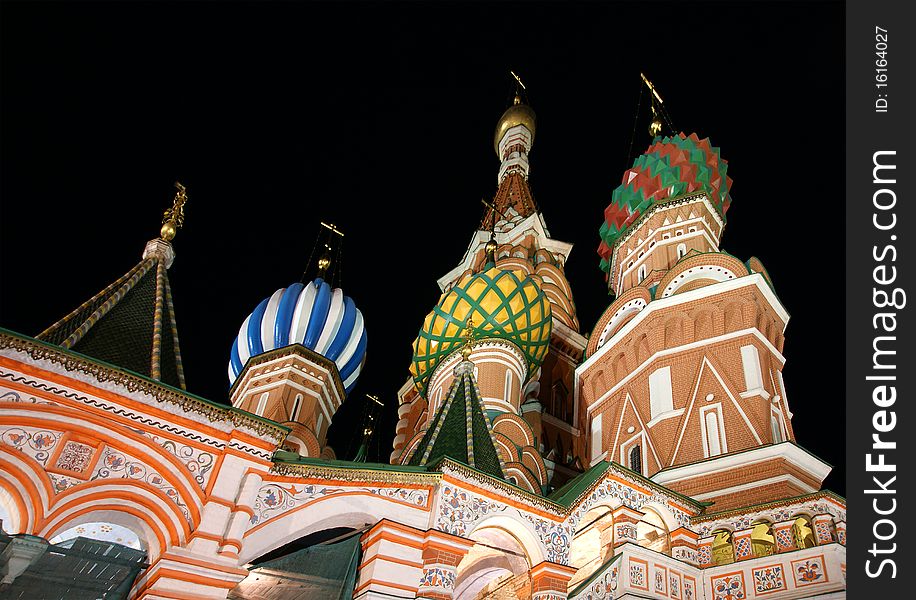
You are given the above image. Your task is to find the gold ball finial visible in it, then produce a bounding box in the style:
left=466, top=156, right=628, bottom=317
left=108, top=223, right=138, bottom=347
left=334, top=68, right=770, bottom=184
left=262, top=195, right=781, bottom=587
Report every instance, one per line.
left=649, top=116, right=663, bottom=137
left=160, top=221, right=177, bottom=241
left=160, top=182, right=187, bottom=242
left=485, top=238, right=498, bottom=262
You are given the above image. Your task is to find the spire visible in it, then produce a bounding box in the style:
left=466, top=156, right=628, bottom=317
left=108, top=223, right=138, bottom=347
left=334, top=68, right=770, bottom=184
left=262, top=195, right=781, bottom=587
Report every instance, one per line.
left=483, top=73, right=539, bottom=228
left=36, top=183, right=188, bottom=389
left=407, top=322, right=505, bottom=478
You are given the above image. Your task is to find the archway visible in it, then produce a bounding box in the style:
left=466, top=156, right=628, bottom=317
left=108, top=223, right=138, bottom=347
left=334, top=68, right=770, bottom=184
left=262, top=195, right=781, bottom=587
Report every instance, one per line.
left=637, top=507, right=670, bottom=555
left=567, top=505, right=615, bottom=591
left=454, top=524, right=534, bottom=600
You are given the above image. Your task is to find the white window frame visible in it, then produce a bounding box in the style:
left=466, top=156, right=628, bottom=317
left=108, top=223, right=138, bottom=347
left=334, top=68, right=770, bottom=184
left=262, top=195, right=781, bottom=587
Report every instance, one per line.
left=699, top=403, right=727, bottom=457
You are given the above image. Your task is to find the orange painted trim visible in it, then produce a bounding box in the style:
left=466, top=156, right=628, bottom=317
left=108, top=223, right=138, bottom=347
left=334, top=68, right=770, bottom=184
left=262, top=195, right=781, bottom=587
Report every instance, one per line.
left=45, top=502, right=168, bottom=555
left=48, top=478, right=193, bottom=537
left=244, top=490, right=429, bottom=537
left=359, top=552, right=423, bottom=570
left=204, top=452, right=227, bottom=496
left=144, top=567, right=241, bottom=590
left=353, top=578, right=419, bottom=595
left=364, top=518, right=425, bottom=539
left=188, top=530, right=224, bottom=544
left=42, top=486, right=188, bottom=544
left=362, top=530, right=425, bottom=551
left=233, top=504, right=255, bottom=518
left=207, top=495, right=235, bottom=509
left=0, top=451, right=51, bottom=525
left=221, top=538, right=243, bottom=552
left=218, top=551, right=240, bottom=560
left=161, top=552, right=249, bottom=576
left=0, top=411, right=206, bottom=514
left=0, top=359, right=236, bottom=448
left=0, top=475, right=32, bottom=533
left=135, top=588, right=210, bottom=600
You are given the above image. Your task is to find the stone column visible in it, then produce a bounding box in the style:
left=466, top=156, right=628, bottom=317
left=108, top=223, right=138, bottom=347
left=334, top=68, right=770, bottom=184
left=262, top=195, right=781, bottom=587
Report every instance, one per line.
left=733, top=528, right=754, bottom=561
left=416, top=530, right=475, bottom=599
left=612, top=506, right=643, bottom=549
left=696, top=535, right=713, bottom=567
left=773, top=520, right=798, bottom=553
left=530, top=561, right=577, bottom=600
left=218, top=471, right=263, bottom=559
left=812, top=515, right=836, bottom=545
left=835, top=520, right=847, bottom=546
left=354, top=520, right=425, bottom=600
left=670, top=527, right=698, bottom=566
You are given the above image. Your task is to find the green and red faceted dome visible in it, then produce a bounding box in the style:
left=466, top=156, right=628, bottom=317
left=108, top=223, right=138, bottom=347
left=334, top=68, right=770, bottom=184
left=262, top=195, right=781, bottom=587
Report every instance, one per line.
left=598, top=133, right=733, bottom=277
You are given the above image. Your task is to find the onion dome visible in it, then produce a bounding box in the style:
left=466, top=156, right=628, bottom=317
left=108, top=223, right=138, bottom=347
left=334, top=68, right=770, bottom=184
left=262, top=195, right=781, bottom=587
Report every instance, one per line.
left=410, top=266, right=551, bottom=393
left=228, top=278, right=367, bottom=393
left=493, top=95, right=536, bottom=156
left=598, top=132, right=733, bottom=276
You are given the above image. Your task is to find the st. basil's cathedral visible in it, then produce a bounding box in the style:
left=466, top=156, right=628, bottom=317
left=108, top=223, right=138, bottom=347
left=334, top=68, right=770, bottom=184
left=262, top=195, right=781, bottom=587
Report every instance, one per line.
left=0, top=82, right=846, bottom=599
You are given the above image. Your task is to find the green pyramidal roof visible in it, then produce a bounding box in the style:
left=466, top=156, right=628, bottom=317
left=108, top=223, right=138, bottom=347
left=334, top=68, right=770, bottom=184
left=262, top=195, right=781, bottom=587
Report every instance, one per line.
left=408, top=360, right=504, bottom=479
left=36, top=243, right=185, bottom=389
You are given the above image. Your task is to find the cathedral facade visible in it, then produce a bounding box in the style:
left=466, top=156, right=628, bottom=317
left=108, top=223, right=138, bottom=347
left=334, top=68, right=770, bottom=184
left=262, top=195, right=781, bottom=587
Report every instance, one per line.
left=0, top=92, right=845, bottom=599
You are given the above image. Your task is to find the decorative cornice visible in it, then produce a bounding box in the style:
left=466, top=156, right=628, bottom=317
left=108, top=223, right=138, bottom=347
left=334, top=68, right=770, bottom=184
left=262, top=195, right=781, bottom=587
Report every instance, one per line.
left=228, top=342, right=347, bottom=402
left=0, top=328, right=289, bottom=441
left=691, top=489, right=847, bottom=523
left=271, top=460, right=442, bottom=486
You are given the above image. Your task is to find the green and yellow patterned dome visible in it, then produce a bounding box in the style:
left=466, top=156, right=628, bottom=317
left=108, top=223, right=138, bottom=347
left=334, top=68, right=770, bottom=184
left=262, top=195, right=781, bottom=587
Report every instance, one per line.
left=410, top=265, right=552, bottom=394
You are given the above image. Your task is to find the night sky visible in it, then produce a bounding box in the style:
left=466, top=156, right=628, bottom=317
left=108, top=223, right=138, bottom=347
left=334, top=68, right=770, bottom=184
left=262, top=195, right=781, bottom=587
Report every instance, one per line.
left=0, top=2, right=845, bottom=494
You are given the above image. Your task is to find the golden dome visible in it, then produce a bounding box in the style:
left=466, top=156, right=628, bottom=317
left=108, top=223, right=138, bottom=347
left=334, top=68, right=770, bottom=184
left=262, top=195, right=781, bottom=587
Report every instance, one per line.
left=493, top=95, right=536, bottom=156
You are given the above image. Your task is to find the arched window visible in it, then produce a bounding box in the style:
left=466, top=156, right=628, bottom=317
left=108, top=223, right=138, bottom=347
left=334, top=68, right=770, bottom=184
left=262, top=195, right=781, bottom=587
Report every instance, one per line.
left=629, top=445, right=642, bottom=474
left=751, top=520, right=776, bottom=557
left=504, top=370, right=514, bottom=404
left=704, top=410, right=723, bottom=457
left=771, top=413, right=783, bottom=443
left=290, top=394, right=302, bottom=421
left=637, top=508, right=670, bottom=555
left=676, top=243, right=687, bottom=259
left=711, top=529, right=735, bottom=565
left=255, top=392, right=269, bottom=417
left=638, top=265, right=647, bottom=282
left=793, top=516, right=817, bottom=549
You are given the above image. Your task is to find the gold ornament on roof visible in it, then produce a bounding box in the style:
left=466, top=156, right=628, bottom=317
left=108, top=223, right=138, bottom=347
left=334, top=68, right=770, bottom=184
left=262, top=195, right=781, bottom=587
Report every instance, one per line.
left=160, top=182, right=187, bottom=242
left=494, top=71, right=536, bottom=156
left=461, top=318, right=475, bottom=359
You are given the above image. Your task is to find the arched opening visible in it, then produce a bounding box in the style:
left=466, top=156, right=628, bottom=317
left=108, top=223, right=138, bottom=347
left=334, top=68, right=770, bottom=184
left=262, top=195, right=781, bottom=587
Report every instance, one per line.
left=49, top=521, right=143, bottom=550
left=637, top=508, right=669, bottom=555
left=454, top=526, right=531, bottom=600
left=711, top=529, right=734, bottom=565
left=567, top=506, right=615, bottom=590
left=793, top=516, right=817, bottom=549
left=751, top=520, right=776, bottom=557
left=231, top=526, right=364, bottom=600
left=629, top=445, right=642, bottom=475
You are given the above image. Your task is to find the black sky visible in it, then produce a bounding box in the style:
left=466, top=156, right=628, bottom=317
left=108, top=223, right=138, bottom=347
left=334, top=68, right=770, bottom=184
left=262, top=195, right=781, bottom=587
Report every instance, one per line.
left=0, top=1, right=845, bottom=493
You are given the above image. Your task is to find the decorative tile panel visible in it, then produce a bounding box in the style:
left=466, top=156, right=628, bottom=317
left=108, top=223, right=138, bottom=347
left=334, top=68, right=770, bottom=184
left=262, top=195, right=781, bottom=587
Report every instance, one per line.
left=710, top=572, right=746, bottom=600
left=418, top=565, right=456, bottom=590
left=54, top=441, right=95, bottom=474
left=669, top=571, right=681, bottom=599
left=654, top=565, right=667, bottom=595
left=752, top=564, right=785, bottom=595
left=629, top=558, right=648, bottom=591
left=791, top=555, right=828, bottom=587
left=734, top=536, right=752, bottom=560
left=683, top=576, right=696, bottom=600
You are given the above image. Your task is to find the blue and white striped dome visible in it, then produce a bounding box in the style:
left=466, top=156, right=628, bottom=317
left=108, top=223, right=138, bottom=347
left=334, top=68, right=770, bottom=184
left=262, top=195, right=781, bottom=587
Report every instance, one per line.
left=228, top=279, right=367, bottom=393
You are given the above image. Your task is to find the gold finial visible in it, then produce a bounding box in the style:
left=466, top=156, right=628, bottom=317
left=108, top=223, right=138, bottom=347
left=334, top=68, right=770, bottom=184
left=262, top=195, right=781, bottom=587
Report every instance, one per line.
left=160, top=182, right=187, bottom=242
left=641, top=73, right=667, bottom=138
left=461, top=318, right=475, bottom=359
left=317, top=243, right=332, bottom=275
